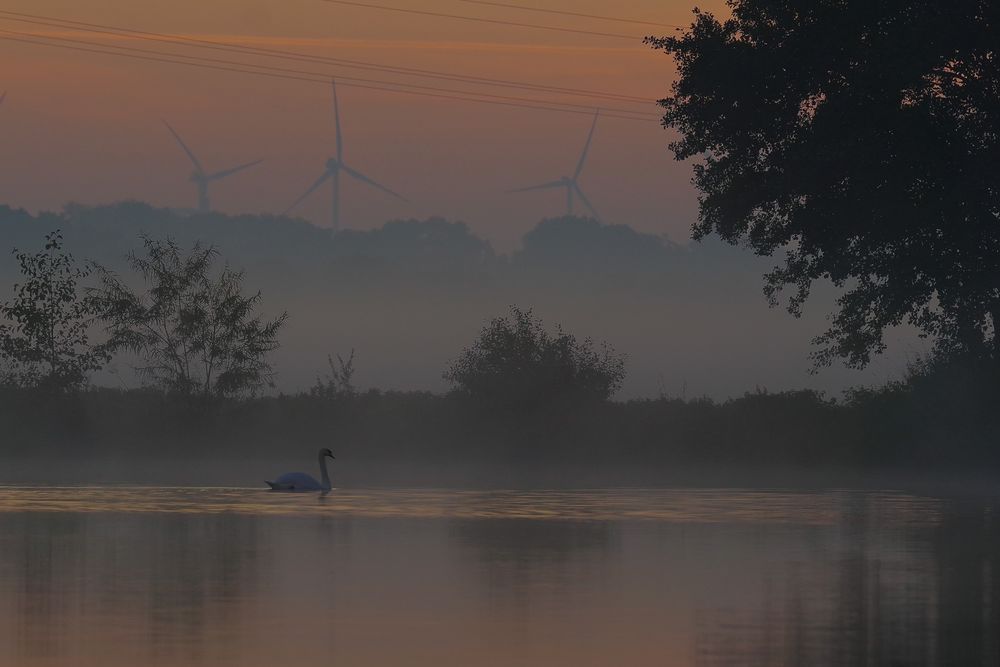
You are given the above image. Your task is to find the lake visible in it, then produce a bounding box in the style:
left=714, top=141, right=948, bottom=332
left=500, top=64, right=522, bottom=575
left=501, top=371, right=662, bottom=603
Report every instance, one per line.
left=0, top=487, right=997, bottom=666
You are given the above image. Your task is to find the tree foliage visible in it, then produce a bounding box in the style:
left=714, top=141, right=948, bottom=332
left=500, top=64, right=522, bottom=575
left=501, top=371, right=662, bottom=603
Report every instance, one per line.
left=0, top=231, right=110, bottom=391
left=444, top=306, right=626, bottom=407
left=93, top=237, right=287, bottom=398
left=648, top=0, right=1000, bottom=367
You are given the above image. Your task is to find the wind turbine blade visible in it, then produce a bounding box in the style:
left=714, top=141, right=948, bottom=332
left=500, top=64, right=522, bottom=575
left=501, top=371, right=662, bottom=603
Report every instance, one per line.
left=342, top=164, right=408, bottom=202
left=506, top=180, right=566, bottom=194
left=573, top=109, right=600, bottom=180
left=207, top=159, right=264, bottom=182
left=0, top=91, right=6, bottom=107
left=573, top=183, right=601, bottom=221
left=162, top=120, right=204, bottom=174
left=332, top=79, right=343, bottom=163
left=284, top=170, right=333, bottom=214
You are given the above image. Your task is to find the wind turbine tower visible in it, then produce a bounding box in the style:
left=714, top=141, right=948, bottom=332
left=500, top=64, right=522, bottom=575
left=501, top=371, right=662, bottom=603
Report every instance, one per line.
left=286, top=79, right=407, bottom=231
left=508, top=110, right=602, bottom=221
left=162, top=121, right=263, bottom=213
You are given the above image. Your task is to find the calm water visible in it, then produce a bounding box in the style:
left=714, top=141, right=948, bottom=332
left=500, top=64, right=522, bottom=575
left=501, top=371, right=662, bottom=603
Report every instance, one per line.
left=0, top=486, right=997, bottom=666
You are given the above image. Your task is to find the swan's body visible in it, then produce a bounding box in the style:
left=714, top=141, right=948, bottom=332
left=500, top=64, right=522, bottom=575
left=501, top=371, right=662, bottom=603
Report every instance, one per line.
left=266, top=448, right=334, bottom=492
left=268, top=472, right=324, bottom=491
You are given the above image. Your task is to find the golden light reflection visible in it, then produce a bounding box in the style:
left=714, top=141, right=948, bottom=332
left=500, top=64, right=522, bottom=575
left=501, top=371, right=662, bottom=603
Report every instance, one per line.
left=0, top=487, right=944, bottom=525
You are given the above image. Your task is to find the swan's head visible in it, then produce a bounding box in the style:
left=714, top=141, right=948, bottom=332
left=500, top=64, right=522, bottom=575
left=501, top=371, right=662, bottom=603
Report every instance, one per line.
left=320, top=447, right=335, bottom=460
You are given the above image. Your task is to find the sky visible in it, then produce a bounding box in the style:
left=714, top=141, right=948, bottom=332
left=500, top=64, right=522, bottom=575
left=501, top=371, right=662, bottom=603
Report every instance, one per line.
left=0, top=0, right=730, bottom=250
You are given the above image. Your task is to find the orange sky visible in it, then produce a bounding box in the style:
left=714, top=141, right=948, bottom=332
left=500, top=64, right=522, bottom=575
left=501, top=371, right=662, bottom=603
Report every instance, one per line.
left=0, top=0, right=729, bottom=249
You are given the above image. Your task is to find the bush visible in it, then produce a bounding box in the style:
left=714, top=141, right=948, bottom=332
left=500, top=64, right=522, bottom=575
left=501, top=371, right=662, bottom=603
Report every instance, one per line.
left=444, top=306, right=626, bottom=410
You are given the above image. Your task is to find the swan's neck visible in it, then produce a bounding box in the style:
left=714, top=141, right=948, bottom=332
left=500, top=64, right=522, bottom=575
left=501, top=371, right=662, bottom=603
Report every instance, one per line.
left=318, top=453, right=332, bottom=490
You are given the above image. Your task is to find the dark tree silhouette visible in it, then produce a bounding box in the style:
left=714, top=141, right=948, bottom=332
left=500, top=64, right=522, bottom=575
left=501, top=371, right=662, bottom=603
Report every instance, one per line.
left=93, top=237, right=287, bottom=398
left=648, top=1, right=1000, bottom=367
left=444, top=306, right=625, bottom=408
left=0, top=231, right=110, bottom=391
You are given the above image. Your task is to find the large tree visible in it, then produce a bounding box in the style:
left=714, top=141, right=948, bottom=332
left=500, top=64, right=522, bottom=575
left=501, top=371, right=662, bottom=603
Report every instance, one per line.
left=647, top=1, right=1000, bottom=367
left=94, top=237, right=287, bottom=398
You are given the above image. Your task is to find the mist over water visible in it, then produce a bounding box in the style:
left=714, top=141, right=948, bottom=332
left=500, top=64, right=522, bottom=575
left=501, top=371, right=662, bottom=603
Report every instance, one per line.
left=0, top=487, right=997, bottom=667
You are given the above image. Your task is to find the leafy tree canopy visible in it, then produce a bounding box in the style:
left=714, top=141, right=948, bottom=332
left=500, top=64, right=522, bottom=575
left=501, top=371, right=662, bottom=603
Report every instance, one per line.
left=93, top=237, right=287, bottom=398
left=0, top=231, right=110, bottom=391
left=648, top=0, right=1000, bottom=367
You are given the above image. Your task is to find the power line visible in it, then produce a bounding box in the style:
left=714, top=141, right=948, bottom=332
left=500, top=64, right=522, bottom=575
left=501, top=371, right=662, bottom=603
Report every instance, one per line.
left=0, top=9, right=651, bottom=105
left=317, top=0, right=641, bottom=40
left=455, top=0, right=683, bottom=29
left=0, top=27, right=656, bottom=119
left=0, top=26, right=655, bottom=118
left=0, top=31, right=657, bottom=122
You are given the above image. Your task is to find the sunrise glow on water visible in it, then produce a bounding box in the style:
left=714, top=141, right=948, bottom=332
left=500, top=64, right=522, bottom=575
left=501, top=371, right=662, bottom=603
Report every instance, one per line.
left=0, top=487, right=992, bottom=667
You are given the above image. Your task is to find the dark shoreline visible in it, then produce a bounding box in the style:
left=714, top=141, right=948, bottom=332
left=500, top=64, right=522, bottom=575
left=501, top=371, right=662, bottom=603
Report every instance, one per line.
left=3, top=357, right=998, bottom=489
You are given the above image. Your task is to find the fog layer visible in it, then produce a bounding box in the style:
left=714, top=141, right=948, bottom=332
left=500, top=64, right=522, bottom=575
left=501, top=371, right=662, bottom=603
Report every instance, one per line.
left=0, top=202, right=911, bottom=398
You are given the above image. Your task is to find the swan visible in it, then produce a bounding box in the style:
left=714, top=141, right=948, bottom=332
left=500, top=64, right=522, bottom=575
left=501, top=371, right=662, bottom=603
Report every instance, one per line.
left=266, top=448, right=335, bottom=492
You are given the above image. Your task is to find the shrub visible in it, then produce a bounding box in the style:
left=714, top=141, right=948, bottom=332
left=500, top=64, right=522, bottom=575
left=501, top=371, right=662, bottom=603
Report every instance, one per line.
left=444, top=306, right=625, bottom=409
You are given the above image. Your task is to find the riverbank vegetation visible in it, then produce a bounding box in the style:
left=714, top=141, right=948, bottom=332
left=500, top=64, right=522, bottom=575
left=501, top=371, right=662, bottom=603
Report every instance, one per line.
left=1, top=355, right=997, bottom=474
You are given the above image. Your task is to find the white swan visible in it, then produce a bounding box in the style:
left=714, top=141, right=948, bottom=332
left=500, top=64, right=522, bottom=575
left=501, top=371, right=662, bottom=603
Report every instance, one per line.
left=266, top=448, right=335, bottom=492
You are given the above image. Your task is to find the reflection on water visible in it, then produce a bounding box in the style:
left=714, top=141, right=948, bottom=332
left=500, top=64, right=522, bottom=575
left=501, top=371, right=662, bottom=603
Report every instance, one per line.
left=0, top=487, right=996, bottom=666
left=0, top=486, right=943, bottom=523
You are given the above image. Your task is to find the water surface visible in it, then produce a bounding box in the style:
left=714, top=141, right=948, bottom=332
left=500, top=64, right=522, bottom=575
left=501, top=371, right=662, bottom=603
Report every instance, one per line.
left=0, top=487, right=997, bottom=666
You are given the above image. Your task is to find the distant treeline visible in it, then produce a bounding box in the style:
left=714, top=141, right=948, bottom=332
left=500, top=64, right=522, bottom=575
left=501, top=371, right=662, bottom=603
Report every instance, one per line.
left=0, top=202, right=765, bottom=289
left=2, top=355, right=997, bottom=476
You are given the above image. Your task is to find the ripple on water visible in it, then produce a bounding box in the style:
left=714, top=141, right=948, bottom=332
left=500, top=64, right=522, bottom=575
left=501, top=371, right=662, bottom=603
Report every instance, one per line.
left=0, top=486, right=945, bottom=526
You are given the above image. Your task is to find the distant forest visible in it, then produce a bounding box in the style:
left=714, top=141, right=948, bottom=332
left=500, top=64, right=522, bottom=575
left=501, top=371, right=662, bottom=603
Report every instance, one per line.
left=0, top=201, right=760, bottom=287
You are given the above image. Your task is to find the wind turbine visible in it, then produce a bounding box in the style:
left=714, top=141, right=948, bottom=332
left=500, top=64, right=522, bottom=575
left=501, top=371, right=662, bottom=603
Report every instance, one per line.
left=162, top=120, right=262, bottom=213
left=285, top=79, right=407, bottom=231
left=0, top=91, right=6, bottom=107
left=508, top=109, right=601, bottom=220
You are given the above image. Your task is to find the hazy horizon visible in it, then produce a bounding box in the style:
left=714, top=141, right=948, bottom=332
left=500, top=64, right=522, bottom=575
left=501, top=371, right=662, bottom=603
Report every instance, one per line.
left=0, top=203, right=919, bottom=399
left=0, top=0, right=734, bottom=251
